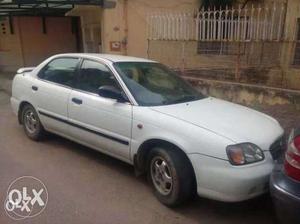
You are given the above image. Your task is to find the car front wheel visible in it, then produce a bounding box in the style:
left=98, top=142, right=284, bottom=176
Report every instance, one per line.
left=148, top=147, right=195, bottom=206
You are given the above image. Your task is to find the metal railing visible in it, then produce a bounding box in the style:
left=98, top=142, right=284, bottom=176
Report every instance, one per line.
left=147, top=3, right=287, bottom=42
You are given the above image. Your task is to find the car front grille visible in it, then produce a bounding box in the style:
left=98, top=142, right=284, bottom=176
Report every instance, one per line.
left=269, top=135, right=286, bottom=161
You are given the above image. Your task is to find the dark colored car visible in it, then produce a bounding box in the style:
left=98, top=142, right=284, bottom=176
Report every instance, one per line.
left=270, top=128, right=300, bottom=224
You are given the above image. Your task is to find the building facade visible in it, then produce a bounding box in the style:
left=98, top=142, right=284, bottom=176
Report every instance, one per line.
left=68, top=0, right=300, bottom=90
left=0, top=0, right=299, bottom=91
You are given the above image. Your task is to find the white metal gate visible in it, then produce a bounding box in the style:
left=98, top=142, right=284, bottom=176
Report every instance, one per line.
left=147, top=3, right=287, bottom=42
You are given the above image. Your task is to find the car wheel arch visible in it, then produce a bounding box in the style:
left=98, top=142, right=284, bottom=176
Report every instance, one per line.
left=134, top=139, right=196, bottom=184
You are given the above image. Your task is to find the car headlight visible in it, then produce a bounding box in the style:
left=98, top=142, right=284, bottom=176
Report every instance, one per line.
left=226, top=143, right=265, bottom=165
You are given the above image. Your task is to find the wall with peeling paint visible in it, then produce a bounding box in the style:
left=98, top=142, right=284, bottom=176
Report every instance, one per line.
left=186, top=77, right=300, bottom=109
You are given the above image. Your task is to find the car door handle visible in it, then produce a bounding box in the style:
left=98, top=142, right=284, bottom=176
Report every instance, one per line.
left=32, top=86, right=38, bottom=91
left=72, top=98, right=83, bottom=105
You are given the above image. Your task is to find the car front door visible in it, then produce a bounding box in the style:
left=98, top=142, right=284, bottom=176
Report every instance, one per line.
left=68, top=59, right=132, bottom=162
left=33, top=57, right=79, bottom=135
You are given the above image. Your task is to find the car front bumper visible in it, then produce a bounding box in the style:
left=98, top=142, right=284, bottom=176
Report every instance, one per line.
left=270, top=164, right=300, bottom=224
left=188, top=152, right=274, bottom=202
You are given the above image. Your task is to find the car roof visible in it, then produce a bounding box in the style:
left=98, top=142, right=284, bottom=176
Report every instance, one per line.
left=54, top=53, right=157, bottom=63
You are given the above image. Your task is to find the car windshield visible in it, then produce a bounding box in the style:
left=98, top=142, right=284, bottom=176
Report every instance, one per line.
left=114, top=62, right=206, bottom=106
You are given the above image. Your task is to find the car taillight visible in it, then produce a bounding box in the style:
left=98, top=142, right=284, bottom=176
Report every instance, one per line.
left=284, top=134, right=300, bottom=181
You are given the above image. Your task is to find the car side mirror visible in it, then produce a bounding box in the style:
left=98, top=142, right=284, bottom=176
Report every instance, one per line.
left=98, top=86, right=128, bottom=103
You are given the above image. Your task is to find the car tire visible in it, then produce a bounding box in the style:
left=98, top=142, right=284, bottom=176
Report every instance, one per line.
left=22, top=104, right=45, bottom=141
left=147, top=146, right=195, bottom=207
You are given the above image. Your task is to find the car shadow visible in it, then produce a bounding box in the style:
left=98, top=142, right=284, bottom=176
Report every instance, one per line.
left=173, top=194, right=279, bottom=224
left=44, top=132, right=146, bottom=183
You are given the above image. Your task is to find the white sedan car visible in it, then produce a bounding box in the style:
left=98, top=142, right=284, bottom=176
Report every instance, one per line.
left=11, top=53, right=284, bottom=206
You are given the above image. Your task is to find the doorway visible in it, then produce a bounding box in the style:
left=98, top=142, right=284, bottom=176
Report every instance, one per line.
left=83, top=24, right=102, bottom=53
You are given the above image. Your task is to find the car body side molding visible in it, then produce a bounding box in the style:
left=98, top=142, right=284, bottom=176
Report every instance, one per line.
left=38, top=110, right=129, bottom=146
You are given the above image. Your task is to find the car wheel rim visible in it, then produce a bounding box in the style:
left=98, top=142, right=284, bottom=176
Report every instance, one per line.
left=24, top=110, right=38, bottom=134
left=150, top=156, right=173, bottom=196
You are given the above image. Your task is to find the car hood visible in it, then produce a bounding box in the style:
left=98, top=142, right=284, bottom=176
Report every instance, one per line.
left=150, top=97, right=284, bottom=150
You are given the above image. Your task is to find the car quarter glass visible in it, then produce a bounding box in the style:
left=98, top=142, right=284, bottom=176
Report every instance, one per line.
left=38, top=57, right=80, bottom=87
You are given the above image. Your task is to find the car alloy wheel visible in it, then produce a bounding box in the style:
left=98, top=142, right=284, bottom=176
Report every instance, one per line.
left=24, top=110, right=38, bottom=134
left=22, top=104, right=45, bottom=141
left=150, top=156, right=173, bottom=196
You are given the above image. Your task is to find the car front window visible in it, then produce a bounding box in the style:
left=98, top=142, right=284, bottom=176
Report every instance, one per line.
left=114, top=62, right=205, bottom=106
left=76, top=60, right=121, bottom=94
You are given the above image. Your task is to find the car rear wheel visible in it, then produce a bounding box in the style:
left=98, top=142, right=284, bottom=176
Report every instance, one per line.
left=147, top=147, right=195, bottom=206
left=22, top=104, right=45, bottom=141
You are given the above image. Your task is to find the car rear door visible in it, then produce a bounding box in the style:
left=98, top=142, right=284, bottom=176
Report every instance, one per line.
left=67, top=59, right=132, bottom=162
left=33, top=57, right=80, bottom=135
